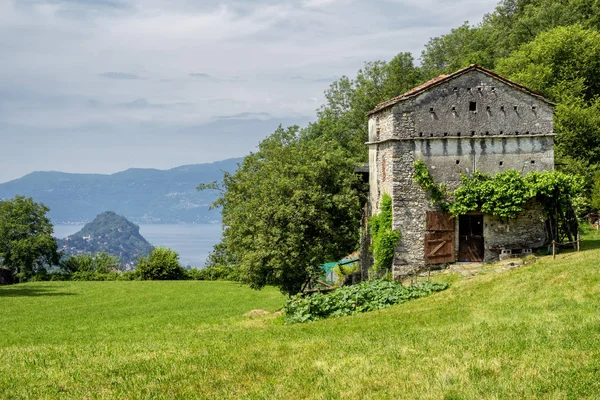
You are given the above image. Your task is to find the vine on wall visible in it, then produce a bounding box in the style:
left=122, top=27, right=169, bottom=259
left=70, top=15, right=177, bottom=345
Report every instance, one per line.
left=413, top=160, right=448, bottom=207
left=369, top=193, right=401, bottom=271
left=412, top=160, right=585, bottom=221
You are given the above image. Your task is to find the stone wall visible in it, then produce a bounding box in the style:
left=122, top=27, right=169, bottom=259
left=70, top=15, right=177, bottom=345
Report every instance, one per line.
left=483, top=201, right=548, bottom=261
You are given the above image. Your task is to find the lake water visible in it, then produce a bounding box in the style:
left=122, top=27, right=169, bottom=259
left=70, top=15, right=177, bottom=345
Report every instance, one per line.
left=53, top=224, right=222, bottom=268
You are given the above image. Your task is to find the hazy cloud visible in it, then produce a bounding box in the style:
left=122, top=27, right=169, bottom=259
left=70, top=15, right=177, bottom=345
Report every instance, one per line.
left=99, top=72, right=142, bottom=80
left=0, top=0, right=499, bottom=182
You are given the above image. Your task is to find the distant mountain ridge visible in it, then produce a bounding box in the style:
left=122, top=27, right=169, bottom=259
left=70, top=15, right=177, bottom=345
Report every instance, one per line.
left=57, top=211, right=153, bottom=267
left=0, top=158, right=241, bottom=224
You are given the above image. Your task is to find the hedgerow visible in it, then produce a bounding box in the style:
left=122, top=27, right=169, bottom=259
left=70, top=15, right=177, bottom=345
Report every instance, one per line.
left=282, top=279, right=448, bottom=323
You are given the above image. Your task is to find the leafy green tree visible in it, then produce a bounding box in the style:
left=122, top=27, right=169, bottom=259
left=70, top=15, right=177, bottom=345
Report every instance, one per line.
left=0, top=196, right=59, bottom=282
left=135, top=247, right=184, bottom=280
left=421, top=22, right=498, bottom=78
left=203, top=125, right=364, bottom=295
left=496, top=25, right=600, bottom=102
left=60, top=252, right=122, bottom=274
left=309, top=53, right=421, bottom=158
left=591, top=172, right=600, bottom=212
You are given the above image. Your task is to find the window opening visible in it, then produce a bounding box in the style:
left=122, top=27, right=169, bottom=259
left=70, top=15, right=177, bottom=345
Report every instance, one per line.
left=469, top=102, right=477, bottom=111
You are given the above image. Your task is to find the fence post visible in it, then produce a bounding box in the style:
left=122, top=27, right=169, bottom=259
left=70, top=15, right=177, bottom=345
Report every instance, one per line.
left=552, top=241, right=556, bottom=260
left=577, top=233, right=580, bottom=252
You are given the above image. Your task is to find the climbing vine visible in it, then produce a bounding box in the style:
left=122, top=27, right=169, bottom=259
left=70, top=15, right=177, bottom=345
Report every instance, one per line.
left=412, top=160, right=585, bottom=221
left=369, top=193, right=401, bottom=271
left=413, top=160, right=447, bottom=206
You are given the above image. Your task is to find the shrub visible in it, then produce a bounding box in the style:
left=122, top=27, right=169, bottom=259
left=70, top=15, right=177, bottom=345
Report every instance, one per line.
left=369, top=194, right=401, bottom=271
left=283, top=279, right=449, bottom=323
left=135, top=247, right=185, bottom=280
left=185, top=265, right=241, bottom=281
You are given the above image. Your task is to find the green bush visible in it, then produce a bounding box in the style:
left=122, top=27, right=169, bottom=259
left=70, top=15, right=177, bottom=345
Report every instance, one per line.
left=60, top=252, right=122, bottom=274
left=369, top=194, right=401, bottom=271
left=135, top=247, right=185, bottom=280
left=185, top=265, right=241, bottom=281
left=283, top=279, right=449, bottom=323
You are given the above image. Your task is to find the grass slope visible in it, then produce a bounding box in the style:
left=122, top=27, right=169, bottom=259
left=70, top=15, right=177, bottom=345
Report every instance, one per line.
left=2, top=234, right=600, bottom=399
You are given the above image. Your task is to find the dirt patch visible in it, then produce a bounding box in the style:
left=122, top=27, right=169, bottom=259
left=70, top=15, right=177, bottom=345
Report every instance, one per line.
left=244, top=309, right=271, bottom=317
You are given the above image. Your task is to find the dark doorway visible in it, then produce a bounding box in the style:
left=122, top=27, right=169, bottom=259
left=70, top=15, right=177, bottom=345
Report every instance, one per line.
left=458, top=215, right=484, bottom=262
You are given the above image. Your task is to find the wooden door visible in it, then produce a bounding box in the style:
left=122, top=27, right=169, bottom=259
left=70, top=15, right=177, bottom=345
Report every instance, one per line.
left=425, top=211, right=455, bottom=264
left=458, top=215, right=484, bottom=262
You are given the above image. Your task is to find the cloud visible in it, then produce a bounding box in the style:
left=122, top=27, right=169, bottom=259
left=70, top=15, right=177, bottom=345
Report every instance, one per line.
left=189, top=73, right=211, bottom=78
left=0, top=0, right=500, bottom=181
left=99, top=72, right=142, bottom=79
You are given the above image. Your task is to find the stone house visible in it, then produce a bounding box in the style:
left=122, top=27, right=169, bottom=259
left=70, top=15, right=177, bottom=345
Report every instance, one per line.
left=367, top=65, right=555, bottom=277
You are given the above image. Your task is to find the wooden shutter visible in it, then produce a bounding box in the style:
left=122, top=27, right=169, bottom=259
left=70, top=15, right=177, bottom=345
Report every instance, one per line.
left=425, top=211, right=455, bottom=264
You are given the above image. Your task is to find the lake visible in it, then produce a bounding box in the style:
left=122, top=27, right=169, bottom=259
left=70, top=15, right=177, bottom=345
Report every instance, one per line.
left=53, top=224, right=222, bottom=268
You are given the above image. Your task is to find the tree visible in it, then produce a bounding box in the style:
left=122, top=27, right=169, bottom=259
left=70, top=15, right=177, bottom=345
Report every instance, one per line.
left=496, top=25, right=600, bottom=102
left=0, top=196, right=59, bottom=282
left=135, top=247, right=184, bottom=280
left=60, top=252, right=122, bottom=274
left=203, top=125, right=364, bottom=295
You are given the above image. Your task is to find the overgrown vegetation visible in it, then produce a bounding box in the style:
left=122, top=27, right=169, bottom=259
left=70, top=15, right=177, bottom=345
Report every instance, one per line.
left=368, top=194, right=401, bottom=271
left=413, top=160, right=447, bottom=206
left=283, top=279, right=448, bottom=323
left=413, top=160, right=585, bottom=221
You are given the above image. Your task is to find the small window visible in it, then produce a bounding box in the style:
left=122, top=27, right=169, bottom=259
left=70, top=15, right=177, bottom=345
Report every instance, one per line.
left=531, top=160, right=536, bottom=164
left=443, top=133, right=448, bottom=137
left=430, top=133, right=434, bottom=137
left=532, top=105, right=537, bottom=111
left=456, top=160, right=460, bottom=165
left=430, top=107, right=434, bottom=112
left=499, top=161, right=504, bottom=166
left=451, top=105, right=456, bottom=111
left=514, top=105, right=518, bottom=111
left=500, top=131, right=504, bottom=135
left=486, top=106, right=491, bottom=111
left=453, top=87, right=458, bottom=92
left=419, top=132, right=423, bottom=137
left=469, top=102, right=477, bottom=111
left=457, top=132, right=461, bottom=137
left=471, top=131, right=475, bottom=136
left=485, top=131, right=489, bottom=135
left=525, top=131, right=530, bottom=135
left=500, top=106, right=505, bottom=111
left=515, top=131, right=519, bottom=135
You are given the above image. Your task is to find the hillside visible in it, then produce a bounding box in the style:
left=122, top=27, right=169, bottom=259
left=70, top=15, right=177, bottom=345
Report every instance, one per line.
left=56, top=211, right=153, bottom=266
left=0, top=158, right=241, bottom=224
left=1, top=232, right=599, bottom=398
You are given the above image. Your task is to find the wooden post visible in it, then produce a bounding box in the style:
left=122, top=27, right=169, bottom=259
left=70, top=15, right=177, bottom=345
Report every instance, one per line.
left=552, top=241, right=556, bottom=260
left=577, top=233, right=580, bottom=252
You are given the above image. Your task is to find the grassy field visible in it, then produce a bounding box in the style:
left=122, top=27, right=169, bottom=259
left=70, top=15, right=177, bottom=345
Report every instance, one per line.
left=2, top=232, right=600, bottom=399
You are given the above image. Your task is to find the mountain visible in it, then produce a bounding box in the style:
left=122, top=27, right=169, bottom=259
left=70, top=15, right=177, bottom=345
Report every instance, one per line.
left=56, top=211, right=153, bottom=267
left=0, top=158, right=241, bottom=224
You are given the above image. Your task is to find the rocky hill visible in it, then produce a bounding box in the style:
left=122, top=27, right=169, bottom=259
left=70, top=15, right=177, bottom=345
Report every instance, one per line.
left=57, top=211, right=154, bottom=267
left=0, top=158, right=241, bottom=224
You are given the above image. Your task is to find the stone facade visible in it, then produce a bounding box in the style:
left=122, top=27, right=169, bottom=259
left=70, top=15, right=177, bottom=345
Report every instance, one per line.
left=367, top=65, right=555, bottom=277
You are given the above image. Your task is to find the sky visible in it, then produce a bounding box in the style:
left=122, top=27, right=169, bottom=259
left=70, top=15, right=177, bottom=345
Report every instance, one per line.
left=0, top=0, right=499, bottom=183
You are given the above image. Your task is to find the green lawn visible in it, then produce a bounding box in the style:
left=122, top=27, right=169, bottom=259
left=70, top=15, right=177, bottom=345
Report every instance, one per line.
left=2, top=238, right=600, bottom=399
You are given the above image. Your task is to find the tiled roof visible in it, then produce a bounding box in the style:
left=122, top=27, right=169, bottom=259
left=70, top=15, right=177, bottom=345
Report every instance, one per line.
left=369, top=64, right=555, bottom=115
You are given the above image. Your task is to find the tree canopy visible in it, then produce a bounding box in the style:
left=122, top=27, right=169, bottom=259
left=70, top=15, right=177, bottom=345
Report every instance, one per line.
left=0, top=196, right=59, bottom=282
left=205, top=126, right=364, bottom=295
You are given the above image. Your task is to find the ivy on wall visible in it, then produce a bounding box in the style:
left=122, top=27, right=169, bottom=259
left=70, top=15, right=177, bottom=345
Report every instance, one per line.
left=413, top=160, right=447, bottom=206
left=412, top=160, right=585, bottom=221
left=369, top=193, right=401, bottom=271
